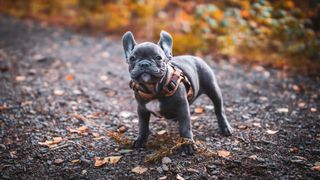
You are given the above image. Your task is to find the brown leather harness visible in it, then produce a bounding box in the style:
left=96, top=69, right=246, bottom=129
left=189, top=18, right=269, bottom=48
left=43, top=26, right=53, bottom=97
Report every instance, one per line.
left=129, top=63, right=194, bottom=101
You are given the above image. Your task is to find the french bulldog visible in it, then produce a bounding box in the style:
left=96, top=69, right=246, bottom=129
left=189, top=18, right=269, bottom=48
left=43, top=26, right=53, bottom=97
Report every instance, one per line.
left=122, top=31, right=233, bottom=154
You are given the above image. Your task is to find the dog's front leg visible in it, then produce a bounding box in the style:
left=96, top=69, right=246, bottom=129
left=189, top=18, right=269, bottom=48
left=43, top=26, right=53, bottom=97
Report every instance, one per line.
left=132, top=105, right=151, bottom=148
left=176, top=101, right=195, bottom=155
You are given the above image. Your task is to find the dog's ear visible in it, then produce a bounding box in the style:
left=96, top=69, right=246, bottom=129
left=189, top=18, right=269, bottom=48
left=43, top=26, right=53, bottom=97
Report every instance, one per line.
left=158, top=30, right=173, bottom=59
left=122, top=31, right=137, bottom=61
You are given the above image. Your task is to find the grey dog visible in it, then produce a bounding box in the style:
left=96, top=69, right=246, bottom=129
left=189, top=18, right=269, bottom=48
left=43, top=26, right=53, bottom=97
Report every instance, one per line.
left=122, top=31, right=233, bottom=154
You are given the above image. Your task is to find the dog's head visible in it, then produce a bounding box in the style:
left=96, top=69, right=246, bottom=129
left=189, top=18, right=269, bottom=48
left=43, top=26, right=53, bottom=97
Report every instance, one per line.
left=122, top=31, right=173, bottom=84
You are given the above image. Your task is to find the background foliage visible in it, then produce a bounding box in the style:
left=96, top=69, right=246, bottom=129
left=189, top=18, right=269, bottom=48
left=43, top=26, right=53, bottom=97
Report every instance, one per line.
left=1, top=0, right=319, bottom=73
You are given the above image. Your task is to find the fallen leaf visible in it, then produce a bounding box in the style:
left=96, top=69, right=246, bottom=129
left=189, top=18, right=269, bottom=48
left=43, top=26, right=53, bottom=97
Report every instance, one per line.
left=100, top=75, right=108, bottom=81
left=277, top=108, right=288, bottom=113
left=157, top=130, right=167, bottom=135
left=311, top=166, right=320, bottom=171
left=259, top=96, right=268, bottom=101
left=106, top=90, right=117, bottom=97
left=104, top=156, right=122, bottom=164
left=94, top=157, right=106, bottom=167
left=79, top=126, right=89, bottom=133
left=131, top=166, right=148, bottom=174
left=54, top=89, right=64, bottom=96
left=310, top=108, right=317, bottom=112
left=217, top=150, right=230, bottom=158
left=237, top=125, right=247, bottom=129
left=38, top=137, right=63, bottom=146
left=226, top=107, right=233, bottom=112
left=176, top=174, right=185, bottom=180
left=119, top=111, right=132, bottom=118
left=298, top=102, right=306, bottom=108
left=266, top=129, right=278, bottom=135
left=194, top=107, right=205, bottom=114
left=15, top=76, right=26, bottom=82
left=71, top=159, right=81, bottom=163
left=117, top=126, right=127, bottom=133
left=187, top=168, right=199, bottom=173
left=292, top=85, right=300, bottom=91
left=253, top=122, right=261, bottom=128
left=54, top=158, right=64, bottom=164
left=249, top=155, right=258, bottom=160
left=289, top=147, right=299, bottom=153
left=159, top=176, right=167, bottom=180
left=0, top=104, right=8, bottom=110
left=66, top=74, right=74, bottom=81
left=92, top=132, right=100, bottom=138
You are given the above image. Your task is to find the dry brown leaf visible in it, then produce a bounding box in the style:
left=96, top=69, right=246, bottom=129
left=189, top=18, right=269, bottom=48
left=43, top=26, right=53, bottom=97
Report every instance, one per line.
left=79, top=126, right=89, bottom=133
left=131, top=166, right=148, bottom=174
left=94, top=157, right=106, bottom=167
left=194, top=107, right=205, bottom=114
left=38, top=137, right=63, bottom=146
left=217, top=150, right=230, bottom=158
left=104, top=156, right=122, bottom=164
left=66, top=74, right=74, bottom=81
left=311, top=166, right=320, bottom=171
left=117, top=126, right=127, bottom=133
left=266, top=129, right=278, bottom=135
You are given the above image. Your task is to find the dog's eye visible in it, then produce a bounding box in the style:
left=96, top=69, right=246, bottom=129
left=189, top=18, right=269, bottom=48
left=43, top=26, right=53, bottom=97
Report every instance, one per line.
left=155, top=56, right=162, bottom=60
left=129, top=56, right=135, bottom=62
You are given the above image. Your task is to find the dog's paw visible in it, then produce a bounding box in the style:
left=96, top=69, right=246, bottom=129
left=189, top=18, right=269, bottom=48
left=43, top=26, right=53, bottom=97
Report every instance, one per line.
left=221, top=126, right=233, bottom=137
left=132, top=138, right=146, bottom=148
left=179, top=142, right=196, bottom=155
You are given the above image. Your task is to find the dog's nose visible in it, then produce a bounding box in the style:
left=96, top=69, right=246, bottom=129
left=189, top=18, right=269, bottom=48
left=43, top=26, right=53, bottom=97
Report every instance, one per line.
left=139, top=62, right=151, bottom=68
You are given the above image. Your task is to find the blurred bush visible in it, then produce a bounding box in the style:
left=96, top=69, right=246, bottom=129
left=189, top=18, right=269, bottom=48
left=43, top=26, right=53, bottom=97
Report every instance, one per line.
left=1, top=0, right=319, bottom=72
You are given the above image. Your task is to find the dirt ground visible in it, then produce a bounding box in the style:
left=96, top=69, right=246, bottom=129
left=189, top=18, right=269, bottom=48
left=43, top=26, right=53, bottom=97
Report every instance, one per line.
left=0, top=15, right=319, bottom=179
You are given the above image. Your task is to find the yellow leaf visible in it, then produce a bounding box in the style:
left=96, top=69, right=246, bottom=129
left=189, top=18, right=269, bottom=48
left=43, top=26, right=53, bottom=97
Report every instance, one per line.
left=66, top=74, right=74, bottom=81
left=194, top=107, right=205, bottom=114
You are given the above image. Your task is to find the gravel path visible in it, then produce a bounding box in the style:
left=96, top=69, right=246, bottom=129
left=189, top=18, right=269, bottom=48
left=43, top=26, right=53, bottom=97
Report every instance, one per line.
left=0, top=15, right=319, bottom=179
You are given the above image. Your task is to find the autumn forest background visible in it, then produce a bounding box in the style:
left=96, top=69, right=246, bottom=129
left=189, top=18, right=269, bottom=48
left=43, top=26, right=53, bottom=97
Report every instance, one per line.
left=1, top=0, right=320, bottom=74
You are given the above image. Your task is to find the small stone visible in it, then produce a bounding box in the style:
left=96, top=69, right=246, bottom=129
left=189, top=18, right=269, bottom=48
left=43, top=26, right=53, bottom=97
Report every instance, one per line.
left=162, top=157, right=172, bottom=164
left=162, top=164, right=169, bottom=171
left=156, top=167, right=163, bottom=173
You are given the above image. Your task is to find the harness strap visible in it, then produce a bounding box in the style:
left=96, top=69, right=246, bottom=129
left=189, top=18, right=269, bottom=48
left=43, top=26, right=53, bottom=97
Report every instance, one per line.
left=129, top=64, right=194, bottom=101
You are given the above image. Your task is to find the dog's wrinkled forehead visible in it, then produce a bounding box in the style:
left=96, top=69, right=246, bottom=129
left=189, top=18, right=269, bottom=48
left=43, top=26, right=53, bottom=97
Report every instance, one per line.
left=132, top=42, right=164, bottom=58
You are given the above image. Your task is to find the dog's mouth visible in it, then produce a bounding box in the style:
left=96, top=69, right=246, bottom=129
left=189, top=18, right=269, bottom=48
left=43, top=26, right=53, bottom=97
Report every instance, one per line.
left=139, top=73, right=152, bottom=82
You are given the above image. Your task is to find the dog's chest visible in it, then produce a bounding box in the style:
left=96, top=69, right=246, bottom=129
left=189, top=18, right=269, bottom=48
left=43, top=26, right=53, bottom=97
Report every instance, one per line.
left=145, top=100, right=162, bottom=117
